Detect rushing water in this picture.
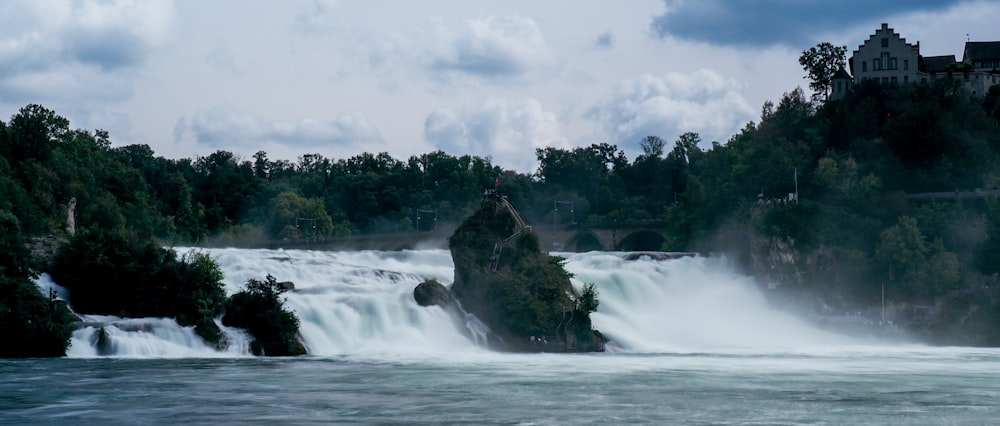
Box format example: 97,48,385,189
5,248,1000,424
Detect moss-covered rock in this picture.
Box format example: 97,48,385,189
448,195,604,352
414,279,458,310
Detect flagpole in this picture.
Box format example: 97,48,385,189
881,283,886,330
794,167,799,205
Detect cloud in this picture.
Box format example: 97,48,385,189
205,47,240,75
424,15,553,80
587,70,755,155
593,31,616,49
294,0,341,35
0,0,174,103
651,0,963,47
424,97,568,172
174,107,384,156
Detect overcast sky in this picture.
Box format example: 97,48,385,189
2,0,998,172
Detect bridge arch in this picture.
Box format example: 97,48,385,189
563,231,605,252
615,230,666,251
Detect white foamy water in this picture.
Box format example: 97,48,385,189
562,252,860,353
54,248,882,358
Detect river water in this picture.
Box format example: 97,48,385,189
4,248,1000,424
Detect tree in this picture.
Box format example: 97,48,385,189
639,135,666,158
1,104,70,165
223,275,305,356
799,42,847,102
876,216,927,276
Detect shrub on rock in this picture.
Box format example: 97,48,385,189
223,274,306,356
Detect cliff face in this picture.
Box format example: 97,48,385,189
447,196,603,352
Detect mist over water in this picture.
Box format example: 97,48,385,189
59,248,863,358
563,252,859,353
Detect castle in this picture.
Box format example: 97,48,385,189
830,23,1000,100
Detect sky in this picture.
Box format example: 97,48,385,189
2,0,999,173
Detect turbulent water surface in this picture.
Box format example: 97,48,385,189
4,248,1000,424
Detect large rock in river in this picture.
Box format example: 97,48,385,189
446,193,604,352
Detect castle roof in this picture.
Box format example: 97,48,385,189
920,55,956,73
832,66,851,80
964,41,1000,62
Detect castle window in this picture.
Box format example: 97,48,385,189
881,37,889,47
904,75,909,84
903,59,908,70
881,52,891,69
863,61,867,72
873,59,880,70
890,57,897,70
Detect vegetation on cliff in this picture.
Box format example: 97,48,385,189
0,211,74,357
449,197,602,351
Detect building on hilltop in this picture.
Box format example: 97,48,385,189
849,23,920,86
919,55,957,79
838,23,1000,99
963,41,1000,96
829,66,853,101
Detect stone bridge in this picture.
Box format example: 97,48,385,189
264,221,671,253
532,222,671,252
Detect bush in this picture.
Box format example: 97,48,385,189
223,275,305,356
172,251,227,346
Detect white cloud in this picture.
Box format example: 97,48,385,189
426,15,553,79
0,0,174,105
363,14,554,89
424,97,568,172
174,107,384,158
588,69,756,155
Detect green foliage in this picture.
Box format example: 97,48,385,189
875,216,961,299
0,211,73,357
173,251,227,345
265,191,335,240
50,227,227,345
0,276,75,358
799,42,847,101
223,275,304,356
578,283,599,313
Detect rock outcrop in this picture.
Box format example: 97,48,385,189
414,279,458,310
444,192,604,352
413,278,504,348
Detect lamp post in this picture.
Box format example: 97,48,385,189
554,200,575,225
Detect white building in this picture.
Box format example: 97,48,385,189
963,42,1000,96
840,23,1000,99
849,23,920,86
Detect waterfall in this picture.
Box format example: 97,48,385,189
51,248,853,358
562,252,856,353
